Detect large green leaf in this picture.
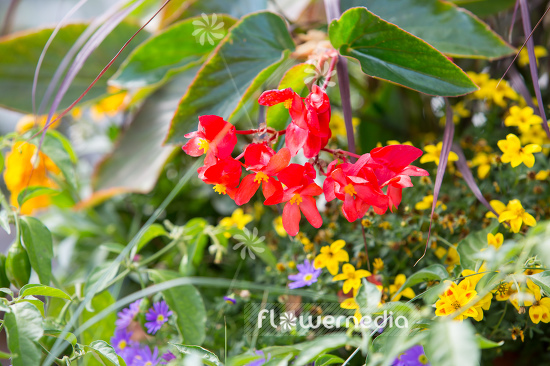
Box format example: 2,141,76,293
266,63,310,131
165,11,295,144
342,0,514,59
17,186,60,207
111,15,236,88
20,216,53,285
20,284,71,300
449,0,516,16
4,302,43,366
0,22,148,113
86,340,126,366
92,67,199,195
329,7,478,96
149,269,207,344
41,130,77,189
457,223,498,270
425,320,479,366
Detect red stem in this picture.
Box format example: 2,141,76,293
322,147,361,159
321,56,338,91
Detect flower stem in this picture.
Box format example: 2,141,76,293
322,147,361,159
321,56,338,91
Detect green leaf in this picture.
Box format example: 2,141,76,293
356,279,382,316
0,350,11,359
0,210,10,234
475,334,504,349
425,320,480,366
92,67,199,194
395,264,449,296
232,227,277,267
166,11,295,143
0,287,13,297
342,0,515,59
4,302,44,366
449,0,516,16
20,284,71,300
0,22,148,113
81,291,117,345
84,262,120,300
529,271,550,297
19,297,45,317
86,340,126,366
149,269,207,344
328,7,477,96
111,15,236,88
314,354,345,366
20,216,53,285
17,186,60,207
41,131,77,189
293,335,357,366
43,329,78,346
135,223,168,253
457,223,498,270
170,344,222,366
99,242,126,254
266,63,310,130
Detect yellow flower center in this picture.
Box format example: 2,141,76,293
304,274,313,281
343,184,357,197
451,301,461,310
213,184,227,195
157,314,164,322
496,283,509,295
118,340,127,350
418,355,429,364
254,171,269,184
198,138,210,153
145,362,153,366
290,194,302,205
284,98,293,109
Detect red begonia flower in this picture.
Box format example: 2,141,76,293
182,115,237,164
265,163,323,236
198,157,242,200
234,143,291,205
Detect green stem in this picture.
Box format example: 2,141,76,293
137,239,179,267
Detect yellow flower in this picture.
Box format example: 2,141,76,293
333,264,371,294
415,195,446,211
313,240,349,275
504,106,542,133
329,112,360,138
386,140,413,146
518,45,548,67
389,274,415,301
420,142,459,166
340,297,362,321
15,114,60,134
521,281,550,324
273,216,286,237
220,208,253,237
378,221,391,230
435,280,479,321
372,258,384,274
510,326,524,342
535,170,549,181
519,123,550,147
510,280,539,312
487,233,503,249
485,79,518,107
470,152,497,179
444,245,460,272
4,142,60,215
497,199,536,233
493,281,515,301
90,87,128,121
485,200,507,219
498,134,541,168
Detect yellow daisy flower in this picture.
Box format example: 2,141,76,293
313,240,349,275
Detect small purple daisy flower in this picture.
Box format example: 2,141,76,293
287,259,321,289
110,328,139,363
133,346,162,366
223,296,236,304
393,345,430,366
161,351,176,364
144,301,173,335
246,350,271,366
115,299,142,329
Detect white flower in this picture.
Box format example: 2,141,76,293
192,13,225,46
232,227,265,260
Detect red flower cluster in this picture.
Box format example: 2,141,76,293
182,87,428,236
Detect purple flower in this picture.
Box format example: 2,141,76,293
161,351,176,364
110,328,138,362
393,345,430,366
115,299,142,329
133,346,162,366
287,259,321,289
145,301,172,335
246,350,271,366
223,296,236,304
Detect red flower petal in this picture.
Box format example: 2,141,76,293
258,88,296,106
285,123,307,156
300,196,322,228
264,147,291,175
235,174,260,206
282,202,301,236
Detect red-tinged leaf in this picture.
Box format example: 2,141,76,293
519,0,550,139
282,202,301,236
452,143,499,218
417,99,454,266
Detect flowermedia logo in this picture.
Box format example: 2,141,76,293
192,13,225,46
